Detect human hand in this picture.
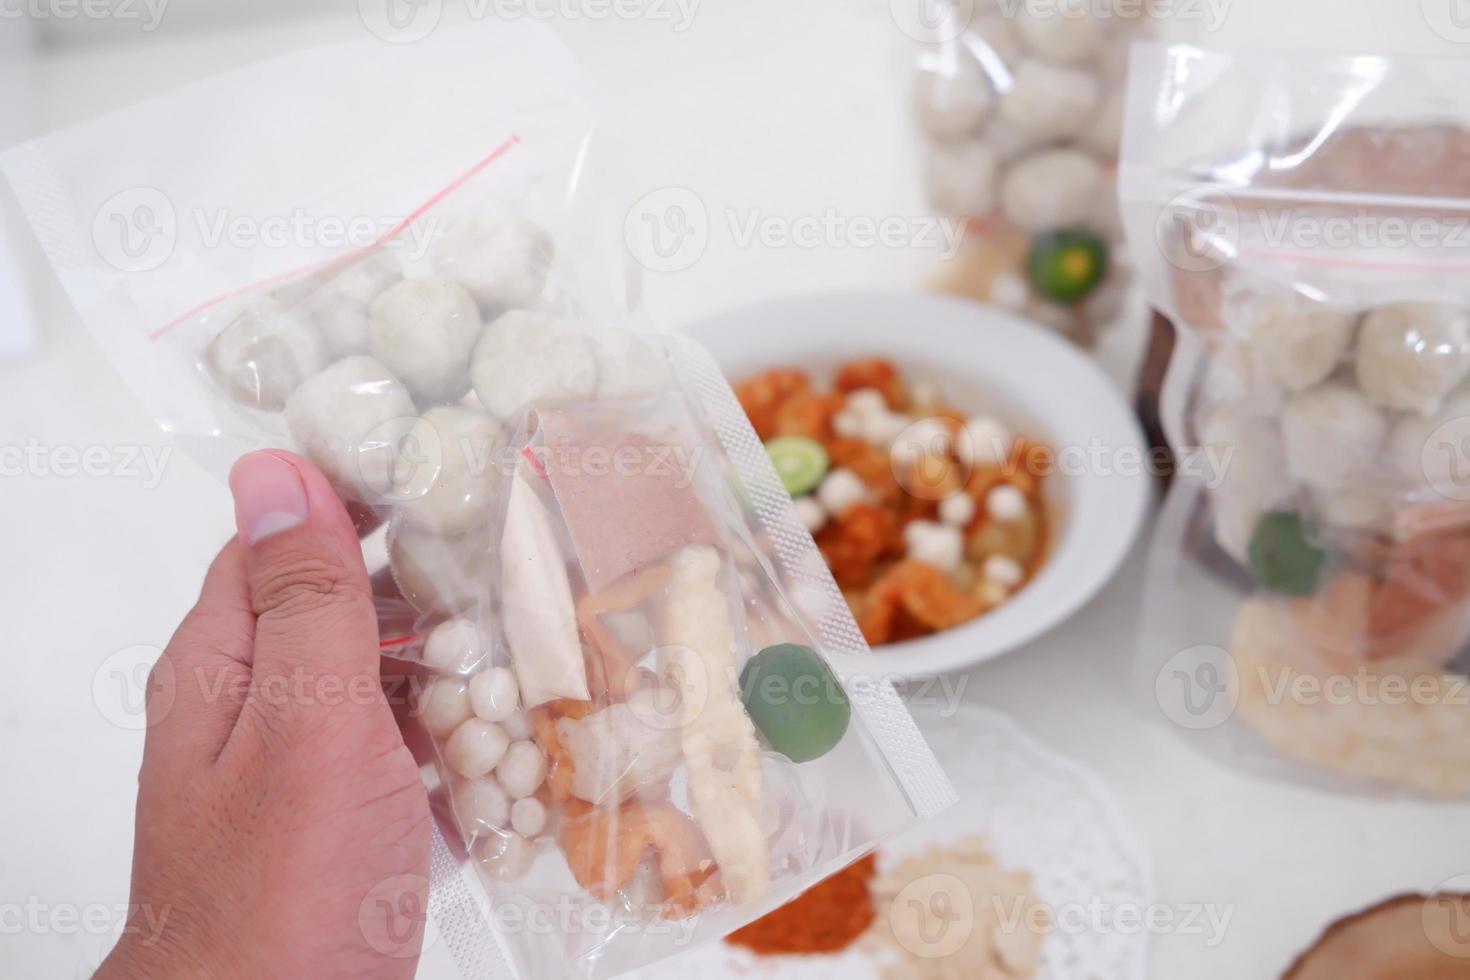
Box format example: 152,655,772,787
99,450,431,978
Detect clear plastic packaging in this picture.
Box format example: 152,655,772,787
2,23,954,977
910,0,1155,346
1122,43,1470,798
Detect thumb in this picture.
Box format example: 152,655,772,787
228,451,380,703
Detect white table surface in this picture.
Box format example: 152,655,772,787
2,3,1468,978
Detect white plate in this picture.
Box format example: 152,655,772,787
683,290,1152,675
631,705,1153,980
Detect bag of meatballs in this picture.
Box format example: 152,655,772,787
2,22,954,978
911,0,1156,346
1121,44,1470,799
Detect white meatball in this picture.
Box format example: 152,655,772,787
1230,293,1357,393
845,389,889,417
205,302,324,411
923,140,1000,217
471,310,598,420
1387,388,1470,489
304,250,402,359
999,148,1105,232
938,492,976,526
456,777,510,836
957,416,1012,467
396,406,502,534
1015,0,1104,65
997,61,1100,143
388,521,493,617
1280,383,1388,491
423,618,491,675
1356,303,1470,414
817,468,870,515
475,831,533,882
592,329,673,400
495,741,547,799
284,355,416,502
903,520,964,572
986,485,1029,523
890,417,953,469
445,718,510,778
793,495,828,533
417,677,472,737
469,667,520,723
368,277,482,405
913,61,994,143
431,208,554,312
982,554,1025,587
509,797,547,839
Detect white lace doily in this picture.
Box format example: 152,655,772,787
631,705,1152,980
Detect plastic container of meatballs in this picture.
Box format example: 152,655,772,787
1121,44,1470,799
2,23,954,979
910,0,1154,346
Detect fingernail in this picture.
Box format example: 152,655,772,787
229,451,309,544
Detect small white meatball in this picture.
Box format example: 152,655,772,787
904,520,964,572
445,718,510,778
304,250,403,359
1015,0,1105,65
431,208,554,312
939,492,977,526
1076,89,1125,159
845,388,889,417
924,140,1000,217
817,468,870,515
388,521,493,617
1230,293,1358,393
913,61,995,143
864,412,913,447
1387,387,1470,488
986,484,1029,522
997,61,1100,143
417,677,472,738
284,355,416,502
832,410,865,439
510,797,547,839
500,711,533,742
957,416,1012,467
1280,382,1388,491
423,618,491,675
891,417,954,469
1000,148,1105,232
455,777,510,836
982,554,1025,587
793,495,828,533
369,277,482,405
469,667,520,723
471,310,598,420
206,302,324,411
475,831,533,881
1356,303,1470,414
495,741,547,799
395,406,501,534
592,329,672,400
977,579,1010,607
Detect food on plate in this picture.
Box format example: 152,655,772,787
726,854,878,955
1282,893,1470,979
735,358,1053,646
739,643,851,763
862,836,1047,980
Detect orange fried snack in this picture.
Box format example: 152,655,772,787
858,560,986,646
735,369,810,441
816,503,902,589
559,799,725,918
834,358,903,408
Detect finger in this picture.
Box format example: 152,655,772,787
227,450,381,724
141,540,255,781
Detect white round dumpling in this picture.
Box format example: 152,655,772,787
471,310,598,419
1356,303,1470,414
431,208,554,313
999,148,1104,232
592,330,673,400
396,406,502,534
1280,382,1388,491
1387,387,1470,490
1229,293,1358,393
1198,344,1285,420
304,250,402,359
388,520,494,617
1014,0,1104,65
923,140,1000,216
283,355,416,502
912,61,994,143
1196,408,1294,564
368,277,482,405
205,302,324,411
997,60,1100,142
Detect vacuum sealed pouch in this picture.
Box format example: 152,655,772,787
1121,44,1470,798
2,23,954,977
